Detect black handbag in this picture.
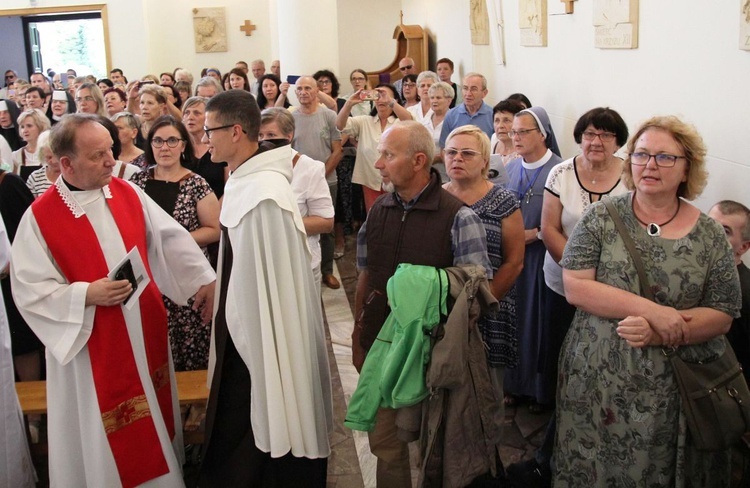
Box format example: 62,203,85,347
603,198,750,451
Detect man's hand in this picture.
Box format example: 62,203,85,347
85,278,132,307
192,281,216,324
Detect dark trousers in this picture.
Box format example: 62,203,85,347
198,334,328,487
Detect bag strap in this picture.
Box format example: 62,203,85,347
603,198,654,301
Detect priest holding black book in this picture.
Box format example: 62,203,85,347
10,113,216,487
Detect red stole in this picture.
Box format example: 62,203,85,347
32,178,174,488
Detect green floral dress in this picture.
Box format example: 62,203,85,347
554,193,741,488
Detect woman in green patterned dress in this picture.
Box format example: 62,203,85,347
554,116,742,487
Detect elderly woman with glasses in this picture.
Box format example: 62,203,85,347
553,116,741,486
129,115,219,373
506,107,629,483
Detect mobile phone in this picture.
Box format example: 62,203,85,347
138,80,155,89
286,75,300,84
360,90,379,101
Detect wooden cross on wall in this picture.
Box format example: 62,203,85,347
240,20,256,36
561,0,577,14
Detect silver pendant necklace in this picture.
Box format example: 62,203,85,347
632,196,681,237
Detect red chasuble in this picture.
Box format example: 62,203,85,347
32,178,174,488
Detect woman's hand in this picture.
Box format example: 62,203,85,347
126,81,140,100
644,304,690,347
279,82,290,96
346,90,364,106
617,315,657,348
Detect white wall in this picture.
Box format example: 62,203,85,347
401,0,750,214
337,0,403,92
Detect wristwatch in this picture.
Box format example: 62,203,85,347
536,226,543,241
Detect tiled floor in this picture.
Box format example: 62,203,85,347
323,234,552,488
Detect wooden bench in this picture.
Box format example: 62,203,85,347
16,369,209,446
15,369,210,415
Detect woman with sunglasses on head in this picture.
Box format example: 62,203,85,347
129,116,219,373
442,125,525,426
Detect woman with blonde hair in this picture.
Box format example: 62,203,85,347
74,82,107,117
554,115,740,486
12,109,50,178
442,125,525,410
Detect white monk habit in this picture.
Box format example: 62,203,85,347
210,144,333,458
0,217,36,488
10,178,216,487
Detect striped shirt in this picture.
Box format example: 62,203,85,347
26,167,54,198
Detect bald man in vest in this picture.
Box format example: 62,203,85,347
352,121,492,486
10,113,216,487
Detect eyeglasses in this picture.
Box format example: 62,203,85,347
317,79,331,85
203,124,242,139
75,96,95,103
399,65,413,72
444,148,482,159
629,152,686,168
582,130,616,142
402,82,416,88
151,137,184,148
509,128,539,138
351,77,366,82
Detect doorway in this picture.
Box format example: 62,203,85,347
24,12,107,79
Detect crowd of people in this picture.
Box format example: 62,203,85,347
0,55,748,488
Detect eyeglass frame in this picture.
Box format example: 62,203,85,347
629,152,686,168
581,130,617,142
444,148,482,159
203,124,235,139
151,137,185,148
509,128,540,138
399,65,414,72
75,96,96,103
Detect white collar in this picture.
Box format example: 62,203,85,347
522,149,553,170
54,176,112,219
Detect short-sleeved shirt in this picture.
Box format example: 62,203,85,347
542,157,627,295
291,108,341,185
291,150,335,271
26,166,53,198
343,115,398,191
439,102,494,148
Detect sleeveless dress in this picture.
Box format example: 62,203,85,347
470,184,520,367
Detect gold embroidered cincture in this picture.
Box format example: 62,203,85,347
101,395,152,434
152,363,170,391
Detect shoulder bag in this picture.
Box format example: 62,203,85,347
604,198,750,451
